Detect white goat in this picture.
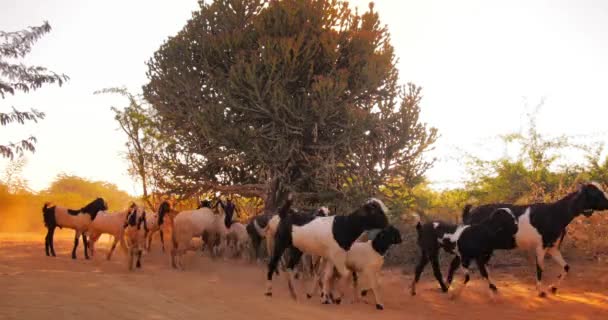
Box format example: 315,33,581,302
318,225,402,310
170,199,230,269
87,205,134,260
225,222,251,259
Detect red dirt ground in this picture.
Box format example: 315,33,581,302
1,231,607,320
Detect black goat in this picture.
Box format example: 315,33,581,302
445,208,519,299
410,218,459,295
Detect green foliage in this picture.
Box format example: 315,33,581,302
143,0,437,210
1,21,69,159
407,104,608,223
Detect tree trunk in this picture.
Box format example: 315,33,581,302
263,176,289,214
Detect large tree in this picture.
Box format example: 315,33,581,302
144,0,437,212
1,21,68,159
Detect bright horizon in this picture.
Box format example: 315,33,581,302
2,0,608,196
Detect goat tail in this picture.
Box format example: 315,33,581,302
461,204,473,224
415,221,422,232
278,193,293,219
42,202,55,228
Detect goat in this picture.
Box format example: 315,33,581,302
87,204,136,260
246,213,273,262
225,222,251,259
145,201,173,253
460,182,608,297
170,199,230,269
318,225,402,310
410,219,459,295
265,207,331,276
123,205,149,271
443,208,519,299
42,197,108,259
265,195,389,304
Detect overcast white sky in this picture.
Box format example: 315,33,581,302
2,0,607,195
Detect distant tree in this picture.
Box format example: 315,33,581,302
1,156,29,193
144,0,437,211
463,102,594,203
0,21,69,159
95,88,161,209
580,143,608,184
41,174,134,210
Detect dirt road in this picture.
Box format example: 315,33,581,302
1,232,607,320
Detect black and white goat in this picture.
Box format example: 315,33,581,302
460,182,608,297
123,205,148,271
265,207,331,276
246,213,273,262
42,197,108,259
443,208,519,299
265,195,389,304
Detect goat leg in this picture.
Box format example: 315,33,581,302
410,253,429,296
448,258,471,300
535,247,548,297
547,247,569,295
71,231,80,259
82,233,89,260
369,272,384,310
476,257,498,300
446,256,461,288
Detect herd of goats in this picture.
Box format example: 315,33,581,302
39,181,608,310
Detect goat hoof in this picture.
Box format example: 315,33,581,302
376,304,384,310
306,294,312,299
551,287,558,294
334,298,341,305
71,256,76,260
361,290,368,297
539,291,547,298
322,300,331,305
441,286,449,293
264,292,272,297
